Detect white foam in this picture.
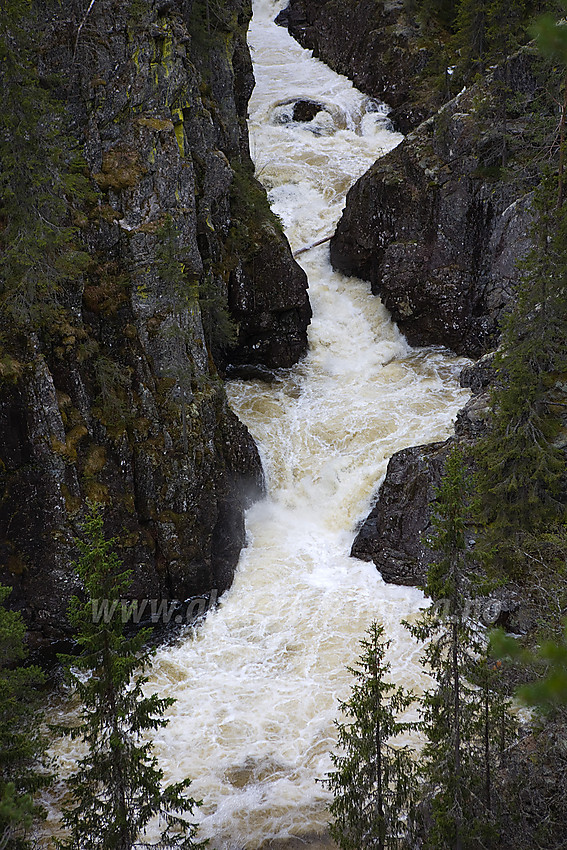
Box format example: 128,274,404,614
143,10,470,844
45,3,471,847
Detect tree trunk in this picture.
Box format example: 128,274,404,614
453,620,462,850
557,74,567,208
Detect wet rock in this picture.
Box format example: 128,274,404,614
452,353,497,438
479,590,524,633
224,363,277,382
0,0,308,646
351,440,451,586
332,52,551,358
258,837,336,850
454,393,492,440
460,352,497,395
351,363,496,586
292,99,324,122
228,222,311,370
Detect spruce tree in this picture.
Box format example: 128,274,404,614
486,0,526,61
452,0,490,76
531,8,567,206
0,0,90,330
56,503,206,850
0,584,51,850
452,0,527,81
406,448,477,850
406,447,515,849
324,621,416,850
473,174,567,580
414,0,458,31
467,656,517,823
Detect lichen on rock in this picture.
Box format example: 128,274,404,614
331,51,558,358
0,0,309,647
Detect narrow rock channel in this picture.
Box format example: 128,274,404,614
49,1,471,846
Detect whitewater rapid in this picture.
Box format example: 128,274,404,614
143,3,470,846
48,2,470,847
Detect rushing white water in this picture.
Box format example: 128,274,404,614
47,2,471,847
142,4,470,846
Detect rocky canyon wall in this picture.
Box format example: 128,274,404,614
275,0,437,132
0,0,310,647
279,0,560,587
331,51,554,359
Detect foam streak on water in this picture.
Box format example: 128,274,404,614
49,3,471,847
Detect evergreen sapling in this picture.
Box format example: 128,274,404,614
56,503,206,850
0,584,51,850
324,621,416,850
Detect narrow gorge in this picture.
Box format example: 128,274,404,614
7,0,561,847
0,0,567,850
92,1,471,846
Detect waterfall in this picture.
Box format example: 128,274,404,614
144,3,469,846
47,2,470,847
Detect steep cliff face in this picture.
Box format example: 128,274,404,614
332,51,556,358
276,0,438,132
351,356,494,586
0,0,310,646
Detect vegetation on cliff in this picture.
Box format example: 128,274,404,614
329,451,518,849
473,174,567,580
56,505,204,850
404,449,517,849
0,585,50,848
0,1,91,337
326,5,567,847
332,433,565,848
397,0,560,117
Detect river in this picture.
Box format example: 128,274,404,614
47,1,470,847
142,2,470,847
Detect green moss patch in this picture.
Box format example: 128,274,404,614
93,147,148,191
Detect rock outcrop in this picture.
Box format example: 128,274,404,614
351,438,451,586
275,0,437,133
331,51,556,358
351,356,494,586
0,0,310,647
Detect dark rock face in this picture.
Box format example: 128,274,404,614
227,215,311,370
351,439,451,586
351,357,492,586
276,0,436,132
331,53,550,358
0,0,309,646
460,352,497,396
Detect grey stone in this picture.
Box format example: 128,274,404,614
1,0,310,648
331,52,550,358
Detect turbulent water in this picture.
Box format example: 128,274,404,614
47,2,471,847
